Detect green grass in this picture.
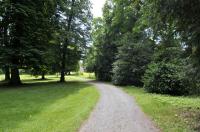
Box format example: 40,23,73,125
0,74,4,81
0,75,99,132
0,74,86,83
123,86,200,132
79,72,96,80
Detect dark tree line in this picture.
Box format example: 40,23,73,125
84,0,200,95
0,0,92,85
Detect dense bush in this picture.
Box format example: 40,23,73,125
185,63,200,95
112,44,153,86
112,33,154,86
143,62,189,95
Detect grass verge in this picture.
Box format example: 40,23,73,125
0,75,99,132
123,86,200,132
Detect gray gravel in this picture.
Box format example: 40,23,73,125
79,81,160,132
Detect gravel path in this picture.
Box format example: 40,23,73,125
79,81,160,132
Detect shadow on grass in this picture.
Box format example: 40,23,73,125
0,75,86,88
0,80,89,130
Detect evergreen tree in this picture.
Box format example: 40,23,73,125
111,0,154,86
112,33,154,86
93,0,118,81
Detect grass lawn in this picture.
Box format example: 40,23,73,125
0,75,99,132
123,86,200,132
0,74,4,81
79,72,96,80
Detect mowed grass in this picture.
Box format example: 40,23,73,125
0,75,99,132
0,74,4,81
79,72,96,80
123,86,200,132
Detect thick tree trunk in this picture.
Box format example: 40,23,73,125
41,72,45,80
3,18,10,81
60,69,65,82
10,66,21,85
5,66,10,81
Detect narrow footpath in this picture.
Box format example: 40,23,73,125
79,81,160,132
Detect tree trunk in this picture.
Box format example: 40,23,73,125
10,66,21,85
5,66,10,81
60,42,66,82
60,69,65,82
3,18,10,81
41,72,45,80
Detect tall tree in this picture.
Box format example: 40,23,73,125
93,0,119,81
140,0,200,94
0,0,56,85
111,0,155,86
55,0,92,82
0,0,11,81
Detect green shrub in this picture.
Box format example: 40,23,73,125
185,63,200,95
143,62,189,95
112,33,154,86
112,61,144,86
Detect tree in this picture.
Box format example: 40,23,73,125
54,0,92,82
110,0,155,86
140,0,200,94
0,0,56,85
0,0,11,81
84,46,96,73
112,33,154,86
92,1,118,81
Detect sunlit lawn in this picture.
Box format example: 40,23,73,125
0,74,4,81
79,72,96,80
0,75,99,132
124,86,200,132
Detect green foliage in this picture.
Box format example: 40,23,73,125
0,69,3,74
85,16,118,81
66,45,81,73
87,0,145,82
140,0,200,95
83,0,200,96
95,39,117,81
94,5,118,81
53,0,92,82
0,0,91,84
184,62,200,95
143,62,189,96
109,0,155,86
0,0,57,84
84,47,96,72
143,42,190,95
153,0,200,65
112,33,154,86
